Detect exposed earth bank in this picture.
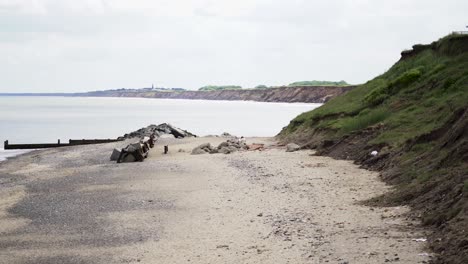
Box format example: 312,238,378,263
78,85,355,104
0,137,430,263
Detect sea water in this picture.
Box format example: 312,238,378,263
0,96,321,161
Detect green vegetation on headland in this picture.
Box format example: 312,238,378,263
279,33,468,263
288,80,349,87
197,82,350,91
198,85,242,91
254,85,269,89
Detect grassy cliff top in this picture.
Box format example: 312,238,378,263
288,80,349,87
282,34,467,145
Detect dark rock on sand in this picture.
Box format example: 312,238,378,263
123,123,196,139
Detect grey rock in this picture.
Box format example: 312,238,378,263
160,134,176,139
219,147,231,154
286,143,301,152
191,148,208,155
209,149,219,154
110,148,121,161
230,143,241,149
197,143,212,149
122,153,136,162
228,146,238,153
123,123,196,139
217,142,229,149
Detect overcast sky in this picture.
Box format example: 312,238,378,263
0,0,466,92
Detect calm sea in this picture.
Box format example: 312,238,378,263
0,96,320,161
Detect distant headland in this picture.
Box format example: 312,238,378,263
0,80,355,104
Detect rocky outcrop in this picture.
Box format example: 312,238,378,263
122,123,196,139
191,139,249,155
80,86,355,104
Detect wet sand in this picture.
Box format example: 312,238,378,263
0,137,430,263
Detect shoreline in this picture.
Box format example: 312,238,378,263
0,147,34,163
0,136,431,263
0,94,322,106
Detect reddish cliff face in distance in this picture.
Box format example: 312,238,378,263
82,86,355,104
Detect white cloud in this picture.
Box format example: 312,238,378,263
0,0,467,92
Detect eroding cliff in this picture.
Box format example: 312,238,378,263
80,86,355,104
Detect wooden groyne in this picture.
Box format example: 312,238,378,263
4,139,123,150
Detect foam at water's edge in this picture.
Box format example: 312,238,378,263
0,148,33,162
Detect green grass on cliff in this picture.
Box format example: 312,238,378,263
288,80,349,87
198,85,242,91
283,34,468,147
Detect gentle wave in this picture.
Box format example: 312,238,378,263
0,148,33,162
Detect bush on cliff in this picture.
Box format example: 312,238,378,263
198,85,242,91
288,80,349,87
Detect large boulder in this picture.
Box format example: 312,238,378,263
197,143,211,149
209,148,219,154
126,143,143,152
123,123,196,139
157,123,196,138
122,153,136,162
286,143,301,152
191,143,212,155
219,147,232,154
227,146,238,153
110,148,121,161
218,142,229,149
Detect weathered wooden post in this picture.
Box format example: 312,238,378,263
58,139,61,145
164,145,169,154
4,140,8,149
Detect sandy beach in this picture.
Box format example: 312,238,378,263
0,137,430,264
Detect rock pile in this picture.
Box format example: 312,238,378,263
191,139,249,155
111,136,154,163
122,123,196,139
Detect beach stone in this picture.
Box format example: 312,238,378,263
210,149,219,154
110,148,121,161
231,143,241,149
218,142,229,149
160,134,176,139
219,147,231,154
286,143,301,152
170,126,189,138
228,146,238,153
197,143,211,149
191,147,208,155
